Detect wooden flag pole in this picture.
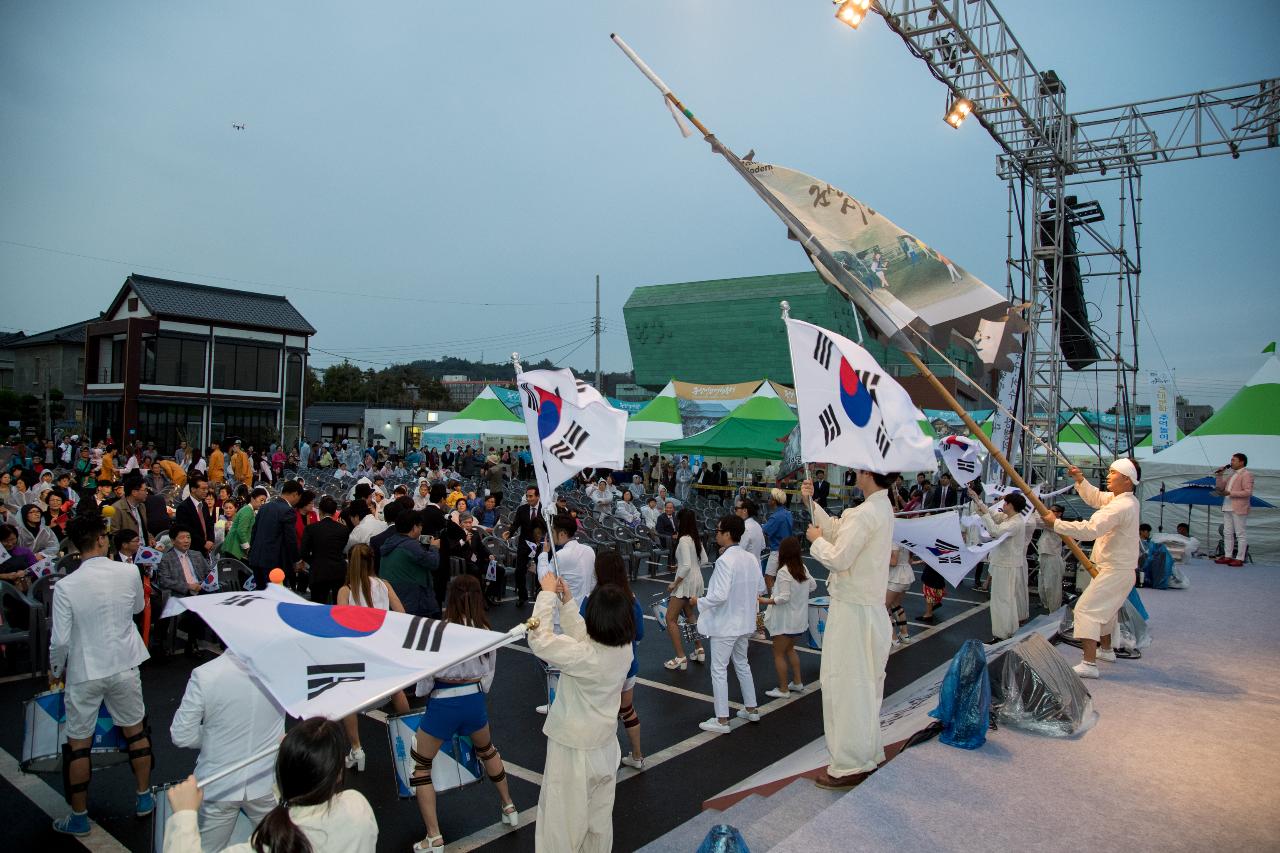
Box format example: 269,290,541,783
903,351,1098,578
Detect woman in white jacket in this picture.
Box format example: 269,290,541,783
969,488,1029,642
759,537,816,699
664,509,706,669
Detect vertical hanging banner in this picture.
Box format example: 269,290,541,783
988,351,1022,467
1148,371,1176,452
785,318,936,474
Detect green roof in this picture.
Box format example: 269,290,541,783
1192,358,1280,436
727,394,797,422
630,384,681,424
1058,417,1101,445
1136,426,1184,447
659,390,798,459
451,387,522,423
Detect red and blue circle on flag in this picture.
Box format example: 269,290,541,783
838,358,873,428
277,603,386,638
536,389,563,441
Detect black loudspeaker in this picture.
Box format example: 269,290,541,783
1038,214,1101,370
991,633,1096,736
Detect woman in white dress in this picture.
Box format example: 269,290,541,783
886,545,915,645
663,508,706,669
336,544,410,770
968,488,1029,642
759,536,816,698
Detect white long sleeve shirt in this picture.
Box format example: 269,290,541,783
767,569,817,635
740,517,766,561
979,509,1028,568
49,556,148,683
808,490,893,606
697,544,765,637
169,653,285,803
537,539,597,633
1052,479,1139,576
164,790,377,853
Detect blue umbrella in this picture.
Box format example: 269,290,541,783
1147,481,1274,542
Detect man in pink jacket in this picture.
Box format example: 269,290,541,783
1215,453,1254,567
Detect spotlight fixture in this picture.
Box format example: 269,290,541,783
835,0,871,29
1229,141,1240,160
945,97,973,128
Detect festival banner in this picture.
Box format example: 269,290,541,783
893,510,1008,588
167,591,512,720
989,351,1022,466
784,318,935,474
1147,371,1177,452
671,380,762,436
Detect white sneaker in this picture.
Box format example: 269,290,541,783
765,688,791,699
620,753,645,770
1095,648,1117,663
736,709,761,723
788,682,805,693
345,747,366,771
1073,661,1099,679
699,717,731,734
535,704,550,715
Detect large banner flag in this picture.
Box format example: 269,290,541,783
938,434,983,486
785,318,935,474
1147,370,1177,452
169,589,514,719
517,368,627,502
894,510,1008,588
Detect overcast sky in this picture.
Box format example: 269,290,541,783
1,1,1276,408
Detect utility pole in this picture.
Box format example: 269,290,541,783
594,274,602,390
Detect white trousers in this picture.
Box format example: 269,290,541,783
1074,567,1135,642
1223,510,1247,561
708,634,756,720
1015,559,1029,620
1037,554,1065,612
200,796,274,852
536,738,620,853
820,600,890,776
989,562,1019,640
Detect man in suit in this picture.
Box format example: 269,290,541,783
1215,452,1255,567
812,468,831,511
925,473,961,510
109,474,151,547
248,479,303,590
299,495,350,604
504,484,544,606
155,525,209,655
173,474,216,557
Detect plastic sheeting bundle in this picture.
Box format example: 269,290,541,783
991,633,1098,736
1060,599,1151,658
929,638,991,749
697,824,750,853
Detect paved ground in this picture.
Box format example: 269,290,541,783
0,558,1035,852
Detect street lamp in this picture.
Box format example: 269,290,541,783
834,0,871,29
945,97,973,128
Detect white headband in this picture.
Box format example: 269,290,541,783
1109,458,1139,484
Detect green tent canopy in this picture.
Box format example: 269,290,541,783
424,386,527,437
626,381,683,444
660,388,797,459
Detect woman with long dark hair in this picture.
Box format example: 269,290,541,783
409,574,517,852
579,551,646,770
162,717,378,853
758,536,816,698
663,508,706,669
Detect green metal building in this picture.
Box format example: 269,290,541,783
624,271,983,398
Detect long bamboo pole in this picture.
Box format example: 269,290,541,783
904,351,1097,578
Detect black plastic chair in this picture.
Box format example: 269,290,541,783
0,580,43,678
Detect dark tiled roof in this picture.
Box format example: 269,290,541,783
9,320,92,348
0,332,27,348
127,274,316,335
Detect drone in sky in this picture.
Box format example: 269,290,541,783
232,123,246,131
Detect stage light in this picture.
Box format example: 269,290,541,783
835,0,871,29
1229,142,1240,160
945,97,973,128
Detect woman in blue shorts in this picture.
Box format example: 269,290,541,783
410,574,517,852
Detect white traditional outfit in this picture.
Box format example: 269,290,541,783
1015,512,1035,621
808,489,893,777
1053,472,1139,642
528,591,632,853
976,503,1027,641
697,543,765,721
1035,520,1065,612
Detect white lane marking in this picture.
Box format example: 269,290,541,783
0,746,132,852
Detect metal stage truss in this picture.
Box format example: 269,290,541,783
854,0,1279,485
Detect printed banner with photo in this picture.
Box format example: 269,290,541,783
671,379,762,436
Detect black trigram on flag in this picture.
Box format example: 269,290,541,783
818,404,842,445
954,457,976,474
306,662,366,699
549,422,589,461
218,594,261,607
812,331,834,370
521,383,540,413
854,369,881,406
927,538,962,565
874,423,891,458
402,616,447,653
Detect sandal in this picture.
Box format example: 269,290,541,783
413,834,444,853
664,657,688,670
501,802,519,827
691,648,706,663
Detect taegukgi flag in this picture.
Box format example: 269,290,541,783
517,368,626,502
938,434,983,486
167,589,515,719
785,318,935,474
893,510,1008,589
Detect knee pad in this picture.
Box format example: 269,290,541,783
409,748,433,788
619,704,640,729
124,719,154,770
62,743,92,801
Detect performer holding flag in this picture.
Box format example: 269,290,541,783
787,313,935,789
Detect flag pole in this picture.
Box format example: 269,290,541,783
780,300,816,502
901,350,1097,578
191,620,540,792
